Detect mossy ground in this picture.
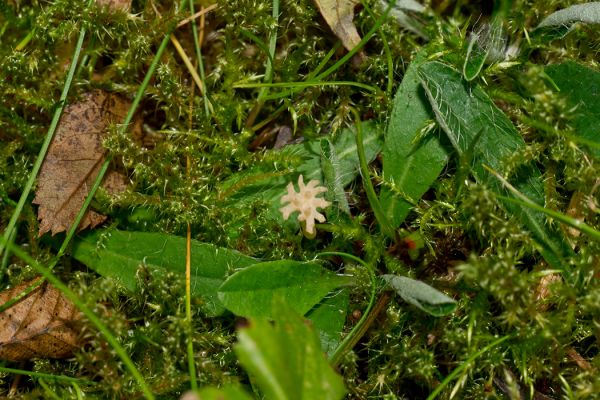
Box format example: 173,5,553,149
1,0,600,398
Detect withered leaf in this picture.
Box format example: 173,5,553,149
33,90,133,236
314,0,362,53
96,0,132,12
0,279,81,361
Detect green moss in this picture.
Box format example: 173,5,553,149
2,0,600,397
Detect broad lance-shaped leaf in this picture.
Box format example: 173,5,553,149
545,61,600,158
71,229,257,316
305,289,349,356
234,299,347,400
536,2,600,29
382,275,456,316
218,121,382,232
190,386,253,400
218,260,353,319
381,49,450,228
417,61,573,270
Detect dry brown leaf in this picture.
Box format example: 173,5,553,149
314,0,362,52
33,90,134,236
96,0,132,12
0,279,81,361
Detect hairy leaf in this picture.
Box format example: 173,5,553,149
545,61,600,158
537,2,600,28
33,90,139,236
235,299,346,400
218,121,382,226
71,229,257,316
0,279,81,361
381,50,450,228
320,139,350,215
418,61,572,269
385,0,427,39
382,275,456,316
218,260,352,318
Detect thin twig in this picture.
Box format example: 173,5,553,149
170,35,206,96
177,4,218,28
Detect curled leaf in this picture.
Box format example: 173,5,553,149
314,0,362,53
0,279,81,361
33,90,138,236
381,274,456,316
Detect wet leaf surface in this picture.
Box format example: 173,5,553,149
33,90,134,236
0,279,81,361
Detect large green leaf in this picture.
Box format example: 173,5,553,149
380,50,450,228
545,61,600,158
71,229,257,316
305,289,349,356
193,386,253,400
218,121,382,226
417,61,573,270
234,299,347,400
536,2,600,29
382,275,456,316
217,260,353,318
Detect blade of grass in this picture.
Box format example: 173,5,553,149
0,4,90,258
245,0,280,127
485,165,600,242
351,108,395,239
185,57,198,391
0,367,95,385
361,0,394,98
235,80,379,92
240,1,395,102
0,239,155,400
38,379,62,400
0,0,188,324
426,335,513,400
185,223,197,391
312,0,395,82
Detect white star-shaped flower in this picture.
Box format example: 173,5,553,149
280,175,331,238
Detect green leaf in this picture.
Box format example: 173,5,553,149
320,139,350,215
545,61,600,158
218,260,353,318
463,21,504,81
536,2,600,29
381,50,451,228
463,36,488,82
381,275,456,316
71,229,257,316
305,289,349,356
219,121,382,225
418,61,573,271
234,299,347,400
193,386,253,400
